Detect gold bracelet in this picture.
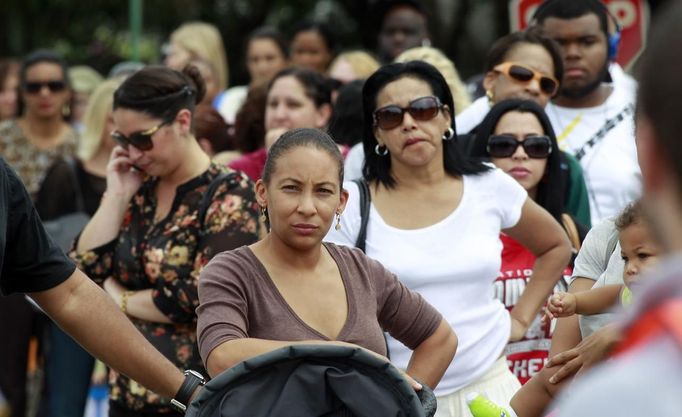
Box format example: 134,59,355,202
120,290,133,315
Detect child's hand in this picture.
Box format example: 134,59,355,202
542,292,577,322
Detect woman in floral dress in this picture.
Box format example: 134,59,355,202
70,65,260,417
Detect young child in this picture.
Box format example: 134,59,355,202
545,201,660,321
467,200,661,417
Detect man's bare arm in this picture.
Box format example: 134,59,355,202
29,269,184,399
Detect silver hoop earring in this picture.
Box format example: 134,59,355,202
442,127,455,141
374,144,389,156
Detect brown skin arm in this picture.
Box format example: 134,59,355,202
405,319,457,389
206,319,456,390
504,199,573,341
510,277,596,417
29,269,184,399
573,284,623,315
207,338,426,390
546,323,623,384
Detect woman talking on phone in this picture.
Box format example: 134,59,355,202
71,65,260,416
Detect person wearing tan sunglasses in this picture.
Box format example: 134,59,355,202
456,30,592,232
456,30,563,139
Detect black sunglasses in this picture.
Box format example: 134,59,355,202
373,96,444,130
111,120,172,151
487,134,553,159
23,80,67,94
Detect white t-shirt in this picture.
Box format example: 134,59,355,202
344,143,364,181
325,168,527,395
545,86,641,226
454,96,489,135
215,85,248,125
609,62,638,98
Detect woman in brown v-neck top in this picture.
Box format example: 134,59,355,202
197,128,457,390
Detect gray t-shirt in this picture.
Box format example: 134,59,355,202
571,217,624,338
196,243,442,363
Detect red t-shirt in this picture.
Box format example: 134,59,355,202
495,234,572,384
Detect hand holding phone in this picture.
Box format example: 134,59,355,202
105,145,145,201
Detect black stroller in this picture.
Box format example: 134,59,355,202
186,344,437,417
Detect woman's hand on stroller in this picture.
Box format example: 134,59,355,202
340,342,423,391
399,370,423,391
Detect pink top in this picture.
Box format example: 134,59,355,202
228,148,267,181
197,242,442,362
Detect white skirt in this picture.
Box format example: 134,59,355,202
434,356,521,417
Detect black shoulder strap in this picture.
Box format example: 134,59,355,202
63,157,86,213
353,178,371,253
352,178,390,358
198,172,231,227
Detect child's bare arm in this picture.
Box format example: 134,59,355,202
573,284,623,315
544,284,624,322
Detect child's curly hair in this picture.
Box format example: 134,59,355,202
615,200,644,230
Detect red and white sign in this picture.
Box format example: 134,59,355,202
509,0,649,69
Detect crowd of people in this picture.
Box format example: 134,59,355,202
1,0,681,416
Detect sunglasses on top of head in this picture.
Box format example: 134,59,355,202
23,80,67,94
493,62,559,96
487,134,553,159
373,96,444,130
111,119,173,151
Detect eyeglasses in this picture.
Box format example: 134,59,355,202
373,96,444,130
111,120,172,151
23,80,67,94
493,62,559,96
487,134,553,159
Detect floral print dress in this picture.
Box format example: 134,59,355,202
71,163,260,413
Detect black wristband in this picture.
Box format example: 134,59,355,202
171,370,206,413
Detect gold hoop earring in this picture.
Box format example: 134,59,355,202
486,90,494,104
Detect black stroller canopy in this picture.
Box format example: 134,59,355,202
186,344,437,417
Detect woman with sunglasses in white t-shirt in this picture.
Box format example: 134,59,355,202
325,61,571,417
